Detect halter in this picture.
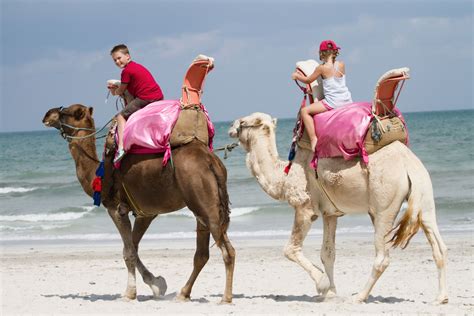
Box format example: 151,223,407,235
56,106,112,142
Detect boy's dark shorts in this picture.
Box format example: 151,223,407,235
121,97,163,119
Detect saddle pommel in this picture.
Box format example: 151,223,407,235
181,54,215,107
373,67,410,117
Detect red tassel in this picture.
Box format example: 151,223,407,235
92,176,102,192
284,163,292,175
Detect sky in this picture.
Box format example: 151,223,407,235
1,0,473,132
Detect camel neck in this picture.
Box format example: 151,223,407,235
68,134,99,198
247,132,286,200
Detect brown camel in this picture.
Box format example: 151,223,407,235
42,104,235,303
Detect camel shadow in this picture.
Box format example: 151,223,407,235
211,293,412,304
365,295,413,304
211,293,316,303
41,291,182,302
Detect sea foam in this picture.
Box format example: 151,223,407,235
0,187,38,194
0,206,96,222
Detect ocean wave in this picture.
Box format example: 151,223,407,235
0,223,71,232
1,223,472,242
0,187,38,194
0,206,96,222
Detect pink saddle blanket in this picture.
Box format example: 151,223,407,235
311,102,405,169
122,99,215,166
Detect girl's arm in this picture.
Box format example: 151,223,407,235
292,65,323,84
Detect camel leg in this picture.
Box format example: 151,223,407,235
321,215,338,297
107,208,138,300
132,216,167,298
353,215,393,303
220,232,236,304
421,210,448,304
283,203,330,296
176,221,211,302
208,221,235,304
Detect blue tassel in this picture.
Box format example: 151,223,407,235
92,160,105,206
93,191,101,206
96,161,105,177
288,142,296,161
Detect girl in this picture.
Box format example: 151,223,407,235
291,40,352,151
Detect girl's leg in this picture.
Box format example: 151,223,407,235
300,101,329,151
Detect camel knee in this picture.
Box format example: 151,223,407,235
433,244,448,269
221,244,235,266
373,254,390,273
123,248,138,266
194,250,210,267
321,245,335,265
284,244,300,262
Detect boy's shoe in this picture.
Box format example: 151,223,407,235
114,149,126,164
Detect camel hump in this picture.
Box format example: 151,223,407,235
180,54,215,107
170,107,210,148
373,67,410,117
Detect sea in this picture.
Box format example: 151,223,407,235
1,109,473,245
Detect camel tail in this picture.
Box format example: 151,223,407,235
210,155,231,231
388,195,422,249
389,153,431,249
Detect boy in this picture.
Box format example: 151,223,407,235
108,44,164,163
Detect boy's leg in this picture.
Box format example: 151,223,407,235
116,114,126,150
300,101,329,151
114,97,150,163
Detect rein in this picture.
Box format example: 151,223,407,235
214,142,239,159
58,116,113,142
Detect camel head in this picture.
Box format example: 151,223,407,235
228,112,277,151
43,104,95,137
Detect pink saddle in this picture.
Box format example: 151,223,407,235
118,55,216,167
122,100,214,166
311,102,406,169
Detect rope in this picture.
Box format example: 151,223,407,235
214,142,239,159
314,171,343,214
61,117,114,141
122,183,147,218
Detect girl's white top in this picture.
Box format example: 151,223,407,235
322,62,353,109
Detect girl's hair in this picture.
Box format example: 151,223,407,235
110,44,129,55
319,49,339,63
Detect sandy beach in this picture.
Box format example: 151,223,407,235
1,232,472,315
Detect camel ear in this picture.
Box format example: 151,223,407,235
73,107,85,120
89,107,94,116
272,118,278,127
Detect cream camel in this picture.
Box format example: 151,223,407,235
43,104,235,303
229,112,448,304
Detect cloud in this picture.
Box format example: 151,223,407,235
329,14,472,62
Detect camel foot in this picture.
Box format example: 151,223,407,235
434,295,449,305
316,273,330,295
149,276,167,298
324,289,338,299
219,297,233,305
351,293,366,304
175,293,191,302
122,288,137,300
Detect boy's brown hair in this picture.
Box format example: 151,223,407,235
110,44,129,55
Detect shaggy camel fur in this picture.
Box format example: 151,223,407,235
229,112,448,304
42,104,235,303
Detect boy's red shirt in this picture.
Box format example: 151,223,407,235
121,61,164,101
